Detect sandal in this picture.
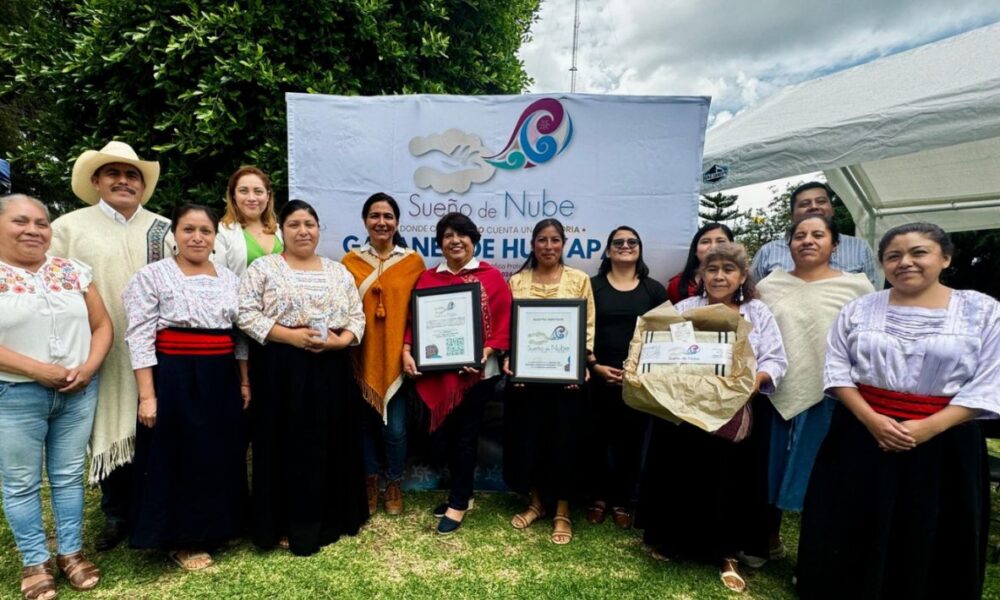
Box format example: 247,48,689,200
551,515,573,545
277,537,290,550
168,550,214,571
586,502,607,524
511,504,545,530
720,558,746,593
611,506,633,529
56,552,100,592
20,562,57,600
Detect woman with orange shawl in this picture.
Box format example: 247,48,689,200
342,193,425,516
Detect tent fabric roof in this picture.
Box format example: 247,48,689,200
701,22,1000,242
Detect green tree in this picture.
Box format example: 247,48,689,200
0,0,540,214
699,192,742,225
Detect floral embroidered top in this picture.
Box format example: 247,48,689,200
237,254,365,346
0,256,93,382
122,258,248,370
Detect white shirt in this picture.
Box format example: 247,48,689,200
436,257,480,274
360,242,406,258
98,199,143,225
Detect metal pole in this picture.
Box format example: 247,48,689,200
570,0,581,92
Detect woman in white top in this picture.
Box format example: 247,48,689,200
238,200,367,556
123,204,249,571
0,195,112,600
213,166,282,276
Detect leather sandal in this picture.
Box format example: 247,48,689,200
585,502,607,524
20,562,57,600
551,515,573,545
611,507,633,529
168,550,214,571
56,552,100,592
720,558,746,593
511,504,545,530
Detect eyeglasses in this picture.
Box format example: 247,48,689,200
611,238,639,249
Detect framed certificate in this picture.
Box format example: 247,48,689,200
411,283,483,372
510,299,587,385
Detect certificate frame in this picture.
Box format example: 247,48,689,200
510,298,587,385
411,283,483,372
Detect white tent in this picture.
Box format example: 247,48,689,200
701,22,1000,247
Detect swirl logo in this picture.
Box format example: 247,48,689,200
549,326,568,340
409,98,574,193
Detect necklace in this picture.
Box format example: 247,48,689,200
532,264,563,284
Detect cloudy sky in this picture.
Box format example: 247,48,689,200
519,0,1000,208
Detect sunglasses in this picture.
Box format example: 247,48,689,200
611,238,640,249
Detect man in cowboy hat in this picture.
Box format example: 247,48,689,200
49,140,172,551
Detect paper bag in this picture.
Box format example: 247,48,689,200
622,302,756,432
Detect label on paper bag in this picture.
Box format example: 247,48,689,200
639,342,732,366
669,321,696,344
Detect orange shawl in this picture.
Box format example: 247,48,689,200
343,249,426,417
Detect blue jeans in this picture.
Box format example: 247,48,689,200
0,379,98,566
361,390,407,482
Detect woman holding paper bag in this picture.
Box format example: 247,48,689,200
502,218,596,545
797,223,999,600
238,200,368,556
756,216,872,547
637,242,787,593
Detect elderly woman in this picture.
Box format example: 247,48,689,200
503,218,595,545
797,223,999,600
342,193,425,516
586,226,667,529
0,195,112,599
238,199,368,556
402,212,512,535
755,216,872,561
638,242,787,593
123,204,249,570
213,166,282,276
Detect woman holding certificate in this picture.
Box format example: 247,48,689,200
637,242,787,593
342,193,425,516
503,218,595,545
402,212,511,536
238,200,368,556
797,223,999,600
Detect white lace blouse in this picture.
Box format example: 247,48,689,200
237,254,365,346
122,258,247,369
825,289,1000,417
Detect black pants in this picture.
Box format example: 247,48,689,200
589,381,650,507
440,377,495,510
99,463,133,527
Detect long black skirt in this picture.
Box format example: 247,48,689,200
130,335,248,549
797,404,988,600
248,341,368,556
503,382,588,503
636,394,773,563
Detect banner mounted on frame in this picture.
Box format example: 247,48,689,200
286,93,710,280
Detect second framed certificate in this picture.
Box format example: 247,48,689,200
510,298,587,385
411,283,483,372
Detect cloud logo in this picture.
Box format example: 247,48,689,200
410,98,573,193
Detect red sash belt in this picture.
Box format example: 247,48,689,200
155,329,234,356
857,383,951,420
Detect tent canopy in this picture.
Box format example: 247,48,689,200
701,23,1000,246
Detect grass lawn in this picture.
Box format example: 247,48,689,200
3,482,1000,598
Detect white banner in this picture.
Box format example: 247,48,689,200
287,93,709,280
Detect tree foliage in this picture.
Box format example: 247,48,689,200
698,192,742,225
0,0,540,215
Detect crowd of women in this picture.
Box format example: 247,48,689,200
1,169,997,599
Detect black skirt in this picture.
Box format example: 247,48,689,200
636,394,773,563
796,404,988,600
130,329,248,550
248,341,368,556
503,382,588,502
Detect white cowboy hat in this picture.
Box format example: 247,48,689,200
71,141,160,205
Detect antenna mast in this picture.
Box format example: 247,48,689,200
570,0,581,92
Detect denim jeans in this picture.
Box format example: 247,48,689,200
361,390,407,482
0,379,98,566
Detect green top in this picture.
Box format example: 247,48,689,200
243,228,283,266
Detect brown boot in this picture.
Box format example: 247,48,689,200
365,475,379,515
384,480,404,515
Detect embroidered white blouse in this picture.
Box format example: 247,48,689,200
675,296,788,394
0,257,94,382
237,254,365,346
824,289,1000,417
122,258,247,369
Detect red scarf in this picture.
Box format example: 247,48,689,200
857,384,951,420
406,262,512,431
